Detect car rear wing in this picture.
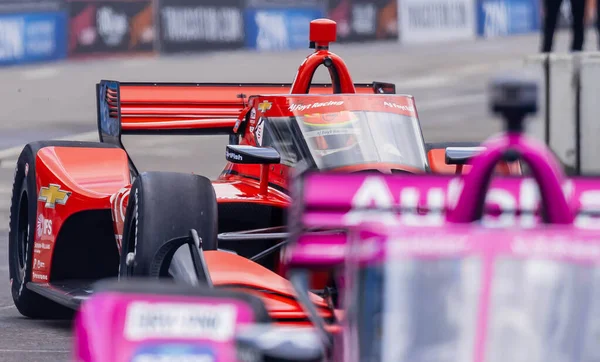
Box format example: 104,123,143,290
96,80,396,144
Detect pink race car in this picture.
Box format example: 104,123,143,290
284,74,600,361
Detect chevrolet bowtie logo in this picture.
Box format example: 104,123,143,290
258,101,272,112
38,184,71,209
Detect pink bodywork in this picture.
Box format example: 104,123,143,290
286,129,600,361
73,292,257,362
345,223,600,362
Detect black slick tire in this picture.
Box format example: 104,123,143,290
119,171,218,277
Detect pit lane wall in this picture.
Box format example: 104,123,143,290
523,52,600,176
0,0,543,66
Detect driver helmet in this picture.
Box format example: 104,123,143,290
301,111,361,155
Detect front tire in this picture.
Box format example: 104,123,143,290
119,171,218,277
8,143,74,319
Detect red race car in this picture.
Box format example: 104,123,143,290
8,19,519,323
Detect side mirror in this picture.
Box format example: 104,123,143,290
445,146,486,165
226,145,280,164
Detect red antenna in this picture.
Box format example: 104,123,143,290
309,18,337,50
290,18,356,94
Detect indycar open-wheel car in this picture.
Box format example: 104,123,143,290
283,74,600,359
8,18,519,322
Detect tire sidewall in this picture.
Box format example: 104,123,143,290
118,172,218,278
120,179,164,277
119,183,139,278
9,146,39,307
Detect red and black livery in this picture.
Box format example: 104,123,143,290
8,19,519,324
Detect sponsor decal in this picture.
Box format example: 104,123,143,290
255,117,265,146
254,10,288,50
68,0,155,56
34,242,51,250
257,100,271,113
132,352,215,362
289,100,344,112
33,258,46,269
389,234,469,254
399,0,476,44
161,6,242,43
249,108,256,122
408,2,468,28
158,0,244,54
124,302,237,341
328,0,398,42
32,271,48,281
351,2,376,36
226,150,243,162
131,344,216,362
0,12,67,66
511,236,600,259
304,127,361,137
0,17,24,61
478,0,540,38
295,243,346,259
36,214,52,238
342,176,600,229
97,6,127,46
38,183,71,209
383,101,415,113
244,7,325,50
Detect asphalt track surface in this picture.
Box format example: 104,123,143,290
0,29,594,361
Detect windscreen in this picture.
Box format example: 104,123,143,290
486,259,600,362
356,258,600,362
357,258,482,362
261,111,428,171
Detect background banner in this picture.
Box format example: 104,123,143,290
0,11,67,65
157,0,245,54
68,0,154,57
244,5,325,51
398,0,476,44
477,0,540,38
328,0,398,42
0,0,64,14
245,0,324,8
